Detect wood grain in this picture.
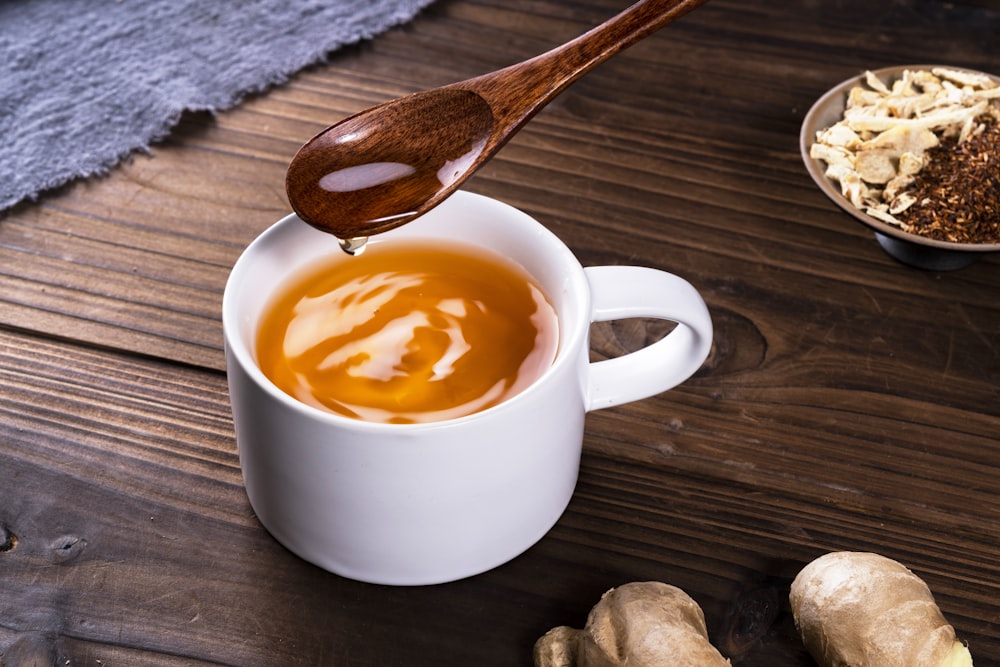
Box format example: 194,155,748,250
1,0,998,664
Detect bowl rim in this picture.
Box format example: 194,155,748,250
800,64,1000,253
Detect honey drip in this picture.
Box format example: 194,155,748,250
338,237,368,256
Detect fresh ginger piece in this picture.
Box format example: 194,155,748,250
790,551,973,667
534,581,730,667
940,641,976,667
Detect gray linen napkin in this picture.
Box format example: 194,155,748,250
0,0,435,211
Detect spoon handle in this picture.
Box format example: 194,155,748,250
459,0,710,127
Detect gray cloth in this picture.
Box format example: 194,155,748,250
0,0,435,211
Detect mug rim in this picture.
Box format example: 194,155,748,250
223,191,590,432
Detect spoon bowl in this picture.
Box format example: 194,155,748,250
285,0,709,241
286,89,495,234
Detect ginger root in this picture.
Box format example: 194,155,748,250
533,581,730,667
790,551,973,667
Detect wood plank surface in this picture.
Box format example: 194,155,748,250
4,325,996,665
2,0,999,665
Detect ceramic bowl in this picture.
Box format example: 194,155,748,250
800,64,1000,271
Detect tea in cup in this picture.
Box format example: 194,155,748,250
255,239,559,424
223,191,712,585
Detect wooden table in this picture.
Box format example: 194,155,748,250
2,0,998,664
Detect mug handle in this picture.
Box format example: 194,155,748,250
584,265,713,412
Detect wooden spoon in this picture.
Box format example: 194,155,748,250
285,0,709,247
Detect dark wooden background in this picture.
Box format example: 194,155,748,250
2,0,998,664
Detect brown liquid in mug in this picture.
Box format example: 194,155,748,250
256,240,559,424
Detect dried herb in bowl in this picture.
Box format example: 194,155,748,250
894,120,1000,244
809,67,1000,245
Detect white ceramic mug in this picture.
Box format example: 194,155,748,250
223,191,712,585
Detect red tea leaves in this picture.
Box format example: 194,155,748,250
896,121,1000,244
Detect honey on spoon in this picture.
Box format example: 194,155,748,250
284,0,709,254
